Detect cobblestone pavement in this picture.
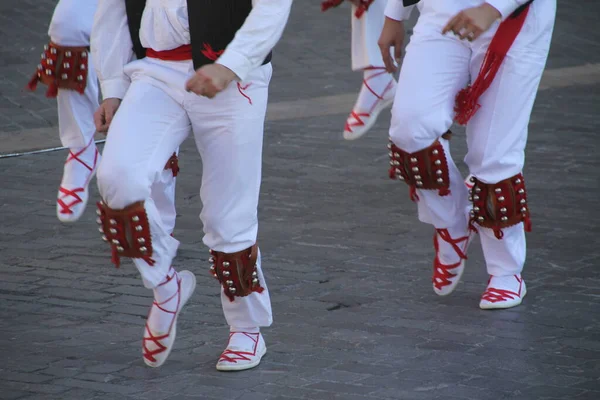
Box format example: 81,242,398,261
1,1,599,400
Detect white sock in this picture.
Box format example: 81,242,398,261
436,221,470,265
353,68,395,113
147,267,180,334
60,141,97,188
227,329,261,352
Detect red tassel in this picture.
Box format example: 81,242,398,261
142,256,156,267
388,167,396,180
438,188,451,197
27,73,39,92
354,0,374,18
409,186,420,202
524,216,532,232
321,0,343,12
45,82,59,98
469,223,479,234
454,5,531,125
111,249,121,269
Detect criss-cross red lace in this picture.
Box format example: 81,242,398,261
143,269,181,363
481,275,523,303
218,332,259,364
345,67,395,133
57,139,98,215
432,228,470,290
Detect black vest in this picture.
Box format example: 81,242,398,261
401,0,533,17
124,0,272,69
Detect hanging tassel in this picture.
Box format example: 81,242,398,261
438,187,451,197
388,167,396,180
321,0,343,12
454,5,531,125
27,73,39,92
524,216,532,232
355,0,374,18
409,186,420,202
494,228,504,240
45,81,59,98
111,248,121,269
142,256,156,267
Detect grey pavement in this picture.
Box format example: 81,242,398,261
1,1,599,400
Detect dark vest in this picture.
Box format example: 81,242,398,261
401,0,533,17
124,0,272,69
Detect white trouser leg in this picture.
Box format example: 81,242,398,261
48,0,97,47
187,64,274,328
97,75,190,288
351,0,387,70
465,0,556,276
389,25,471,229
48,0,99,148
55,59,99,148
151,152,178,236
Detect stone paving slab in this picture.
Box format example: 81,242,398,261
1,1,600,400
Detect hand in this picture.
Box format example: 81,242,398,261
378,17,405,73
185,64,238,98
94,98,122,134
442,3,502,41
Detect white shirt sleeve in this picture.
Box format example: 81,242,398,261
216,0,293,81
384,0,416,21
91,0,134,100
485,0,531,20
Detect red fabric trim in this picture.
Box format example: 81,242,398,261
321,0,374,18
237,83,253,105
321,0,343,12
454,5,531,125
200,43,224,62
146,45,193,61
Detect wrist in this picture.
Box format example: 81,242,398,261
481,3,503,20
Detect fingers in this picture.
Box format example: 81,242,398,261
379,41,396,73
104,105,116,127
443,12,482,41
94,107,109,133
442,13,460,34
393,41,403,66
185,72,225,98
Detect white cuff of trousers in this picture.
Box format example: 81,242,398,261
100,77,130,100
385,0,413,21
217,50,253,82
485,0,522,20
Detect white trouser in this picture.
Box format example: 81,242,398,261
48,0,99,149
389,0,556,276
96,57,273,328
48,0,177,233
351,0,387,70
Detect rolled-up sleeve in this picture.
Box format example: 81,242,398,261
216,0,293,81
485,0,531,20
91,0,134,99
385,0,416,21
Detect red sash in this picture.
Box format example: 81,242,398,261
454,5,532,125
146,44,193,61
